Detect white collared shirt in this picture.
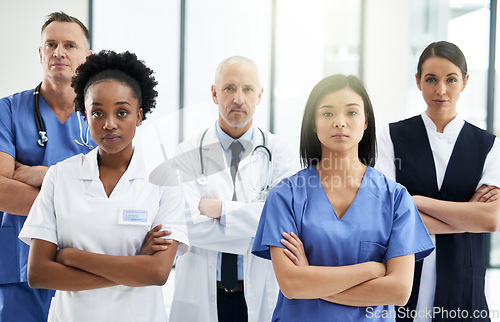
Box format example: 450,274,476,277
19,147,189,322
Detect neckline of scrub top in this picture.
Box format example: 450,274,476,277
39,91,76,126
311,165,369,221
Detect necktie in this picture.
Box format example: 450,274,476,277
229,141,244,200
221,140,244,290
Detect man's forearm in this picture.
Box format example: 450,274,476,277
0,175,39,216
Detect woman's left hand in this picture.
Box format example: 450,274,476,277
281,232,309,266
139,224,173,255
470,184,498,203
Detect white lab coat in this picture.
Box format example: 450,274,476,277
169,124,299,322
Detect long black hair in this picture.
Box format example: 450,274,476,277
299,74,376,168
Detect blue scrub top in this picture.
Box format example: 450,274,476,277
252,166,434,322
0,88,95,284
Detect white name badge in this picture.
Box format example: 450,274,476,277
119,209,151,226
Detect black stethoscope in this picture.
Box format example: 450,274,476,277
33,82,93,149
196,126,273,194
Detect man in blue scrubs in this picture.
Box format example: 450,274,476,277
0,12,93,321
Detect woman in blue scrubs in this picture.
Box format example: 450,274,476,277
252,74,435,321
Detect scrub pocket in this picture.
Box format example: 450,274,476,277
359,241,387,263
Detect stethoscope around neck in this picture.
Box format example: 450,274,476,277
196,126,273,194
33,82,93,149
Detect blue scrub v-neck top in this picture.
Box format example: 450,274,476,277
252,166,434,321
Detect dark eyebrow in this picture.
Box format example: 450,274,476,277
89,101,131,107
45,39,76,43
319,103,361,109
424,73,459,77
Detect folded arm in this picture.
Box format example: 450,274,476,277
28,239,117,291
0,152,41,216
14,161,48,187
28,226,177,291
56,241,178,287
322,255,414,307
175,134,298,254
419,212,464,234
182,194,260,254
280,232,413,306
413,185,500,233
178,171,264,254
269,241,385,299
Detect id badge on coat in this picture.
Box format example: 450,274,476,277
118,209,151,226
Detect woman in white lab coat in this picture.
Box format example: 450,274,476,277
19,50,188,322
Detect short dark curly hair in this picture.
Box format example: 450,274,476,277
71,50,158,120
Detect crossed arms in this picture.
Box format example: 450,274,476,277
270,232,414,307
0,151,47,216
415,184,500,234
27,225,177,291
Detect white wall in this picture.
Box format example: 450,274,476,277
363,0,411,126
0,1,88,98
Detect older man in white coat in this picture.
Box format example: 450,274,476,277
169,56,298,322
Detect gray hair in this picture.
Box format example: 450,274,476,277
214,55,260,86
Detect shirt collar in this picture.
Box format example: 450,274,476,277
215,121,254,152
79,147,146,181
421,112,464,135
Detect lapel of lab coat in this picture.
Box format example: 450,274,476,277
201,125,232,187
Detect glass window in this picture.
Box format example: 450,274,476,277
274,0,361,152
183,0,271,139
407,0,490,128
92,0,180,170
